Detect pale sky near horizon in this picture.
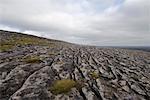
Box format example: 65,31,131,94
0,0,150,46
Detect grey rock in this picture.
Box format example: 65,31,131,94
131,84,146,95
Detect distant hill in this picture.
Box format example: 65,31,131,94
0,30,149,100
120,46,150,52
98,46,150,52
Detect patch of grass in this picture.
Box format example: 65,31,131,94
1,36,55,47
49,79,77,95
23,55,42,63
56,61,64,65
0,44,14,52
0,36,56,53
0,36,56,52
14,37,50,46
89,71,99,79
48,52,57,56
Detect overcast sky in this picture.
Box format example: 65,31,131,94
0,0,150,46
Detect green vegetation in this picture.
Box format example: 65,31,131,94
89,71,99,79
56,61,64,65
0,44,14,52
49,79,77,95
9,37,51,46
1,36,54,46
23,55,42,63
48,52,57,56
0,36,56,52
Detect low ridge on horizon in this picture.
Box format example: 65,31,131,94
1,30,150,48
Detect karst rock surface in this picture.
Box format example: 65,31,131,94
0,30,150,100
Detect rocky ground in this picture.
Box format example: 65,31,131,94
0,30,150,100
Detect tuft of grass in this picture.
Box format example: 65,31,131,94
89,71,99,79
49,79,77,95
23,55,42,63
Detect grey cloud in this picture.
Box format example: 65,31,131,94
0,0,149,46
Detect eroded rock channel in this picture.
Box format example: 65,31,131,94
0,30,150,100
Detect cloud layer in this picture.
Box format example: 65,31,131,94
0,0,149,46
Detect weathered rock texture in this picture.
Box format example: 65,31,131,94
0,30,150,100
